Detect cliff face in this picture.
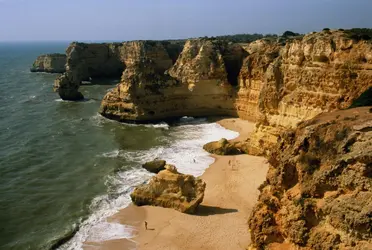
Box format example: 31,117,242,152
30,53,66,73
99,39,247,121
53,41,184,101
53,42,125,100
240,30,372,155
249,107,372,250
58,31,371,149
98,30,371,138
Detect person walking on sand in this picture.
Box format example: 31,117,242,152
145,221,148,230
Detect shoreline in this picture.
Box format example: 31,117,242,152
84,118,267,250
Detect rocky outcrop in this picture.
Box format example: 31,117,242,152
248,107,372,250
30,53,66,73
142,160,166,173
99,30,371,153
53,41,184,101
130,164,206,214
203,138,247,155
99,39,247,121
237,30,372,155
53,42,125,100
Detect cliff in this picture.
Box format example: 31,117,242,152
98,30,371,154
53,41,184,101
30,53,66,73
249,107,372,250
100,39,247,121
245,30,372,155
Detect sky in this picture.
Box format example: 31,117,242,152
0,0,371,41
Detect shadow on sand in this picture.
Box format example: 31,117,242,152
194,205,238,216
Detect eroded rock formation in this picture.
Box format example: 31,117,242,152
130,164,206,214
245,30,372,155
100,39,247,121
97,30,371,155
53,41,184,101
248,107,372,250
30,53,66,73
56,30,371,151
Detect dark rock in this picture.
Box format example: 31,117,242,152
142,160,166,173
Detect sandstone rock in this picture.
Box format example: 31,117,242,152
99,39,246,122
55,30,371,152
237,30,372,155
54,74,84,101
203,138,243,155
53,41,184,101
130,164,206,214
30,53,66,73
142,160,166,173
249,107,372,250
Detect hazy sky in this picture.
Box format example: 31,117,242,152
0,0,371,41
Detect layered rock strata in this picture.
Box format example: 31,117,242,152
100,39,247,121
98,30,371,154
245,30,372,155
130,164,206,214
248,107,372,250
57,30,371,151
30,53,66,73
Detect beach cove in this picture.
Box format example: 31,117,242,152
86,118,268,250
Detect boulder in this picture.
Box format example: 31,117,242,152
142,160,166,173
30,53,66,73
130,164,206,214
203,138,243,155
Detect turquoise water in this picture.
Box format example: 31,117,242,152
0,42,238,249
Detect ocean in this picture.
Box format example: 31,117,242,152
0,42,238,249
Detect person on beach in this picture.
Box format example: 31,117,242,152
145,221,148,230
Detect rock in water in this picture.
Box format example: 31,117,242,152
142,160,166,173
249,107,372,250
30,53,66,73
130,164,206,213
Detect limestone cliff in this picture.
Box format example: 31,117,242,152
238,30,372,155
53,42,124,100
53,41,183,101
248,107,372,250
58,30,371,151
30,53,66,73
99,30,371,143
99,39,247,121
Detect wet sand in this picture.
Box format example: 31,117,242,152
86,118,268,250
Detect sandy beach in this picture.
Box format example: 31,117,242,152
85,118,268,250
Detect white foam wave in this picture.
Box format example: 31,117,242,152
59,168,152,250
60,118,238,249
